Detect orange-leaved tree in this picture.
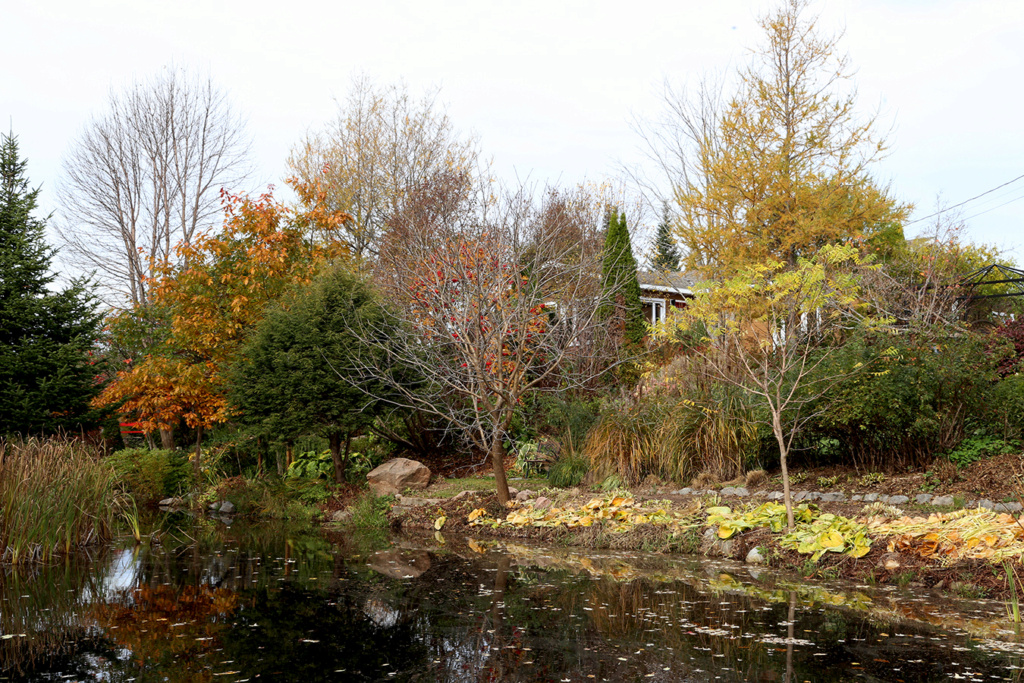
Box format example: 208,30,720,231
94,181,350,473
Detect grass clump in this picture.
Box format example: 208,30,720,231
349,492,395,530
0,438,121,564
547,453,589,488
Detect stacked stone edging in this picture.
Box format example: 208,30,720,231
669,487,1022,513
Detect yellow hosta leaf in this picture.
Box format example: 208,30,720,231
467,508,487,522
579,515,594,527
468,540,487,554
434,516,446,530
820,531,845,550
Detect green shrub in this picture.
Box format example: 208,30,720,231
108,447,193,504
808,325,1006,468
547,453,589,488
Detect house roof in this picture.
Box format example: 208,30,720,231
638,270,699,295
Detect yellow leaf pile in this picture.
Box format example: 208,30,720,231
467,495,700,533
869,509,1024,563
708,502,871,561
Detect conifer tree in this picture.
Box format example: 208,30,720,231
0,132,104,435
600,209,645,348
651,202,681,271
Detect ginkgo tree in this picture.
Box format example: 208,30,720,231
95,180,349,473
660,244,880,530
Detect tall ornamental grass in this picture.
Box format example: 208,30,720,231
0,438,119,563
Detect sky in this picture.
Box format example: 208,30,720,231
4,0,1023,270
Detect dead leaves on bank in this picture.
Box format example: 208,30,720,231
467,495,702,533
871,509,1024,563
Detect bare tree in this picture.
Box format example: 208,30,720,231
57,67,253,308
288,76,480,264
351,172,615,504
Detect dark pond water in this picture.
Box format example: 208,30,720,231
3,517,1024,682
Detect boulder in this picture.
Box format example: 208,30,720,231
745,547,766,565
367,458,431,496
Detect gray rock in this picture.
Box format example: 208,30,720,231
966,499,977,509
915,493,933,504
932,495,954,507
767,491,784,500
451,490,475,501
863,493,878,503
977,499,995,510
533,496,553,510
851,494,863,502
793,491,808,501
702,528,735,558
819,492,846,503
366,458,431,496
805,492,821,501
218,500,235,515
368,549,431,580
678,487,693,495
995,502,1023,513
159,497,183,507
751,490,767,499
515,490,536,502
721,486,749,497
208,501,220,510
331,509,352,523
745,547,766,565
876,494,890,503
888,495,909,505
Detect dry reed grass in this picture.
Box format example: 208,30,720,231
0,437,120,563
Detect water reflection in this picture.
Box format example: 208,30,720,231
3,523,1024,682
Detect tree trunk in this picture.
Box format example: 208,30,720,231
491,438,511,506
772,414,795,531
329,432,348,485
160,427,175,450
286,442,294,470
193,425,203,479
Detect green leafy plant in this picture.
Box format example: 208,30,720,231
944,433,1017,468
817,475,839,488
108,447,193,504
286,450,333,479
859,472,885,486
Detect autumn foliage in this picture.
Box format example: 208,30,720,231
94,181,350,443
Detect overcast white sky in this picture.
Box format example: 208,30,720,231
4,0,1023,267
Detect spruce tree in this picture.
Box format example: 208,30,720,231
600,209,645,348
652,202,681,271
0,132,104,435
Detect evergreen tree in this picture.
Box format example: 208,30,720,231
600,208,645,348
651,202,681,271
229,266,400,483
0,132,104,435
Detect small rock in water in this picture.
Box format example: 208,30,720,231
745,547,765,565
915,493,933,504
878,552,901,571
219,500,235,514
888,495,909,505
932,495,954,507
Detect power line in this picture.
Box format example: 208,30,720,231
905,171,1024,227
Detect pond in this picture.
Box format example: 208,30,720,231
3,517,1024,682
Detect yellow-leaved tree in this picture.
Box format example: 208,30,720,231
639,0,908,278
657,244,879,531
